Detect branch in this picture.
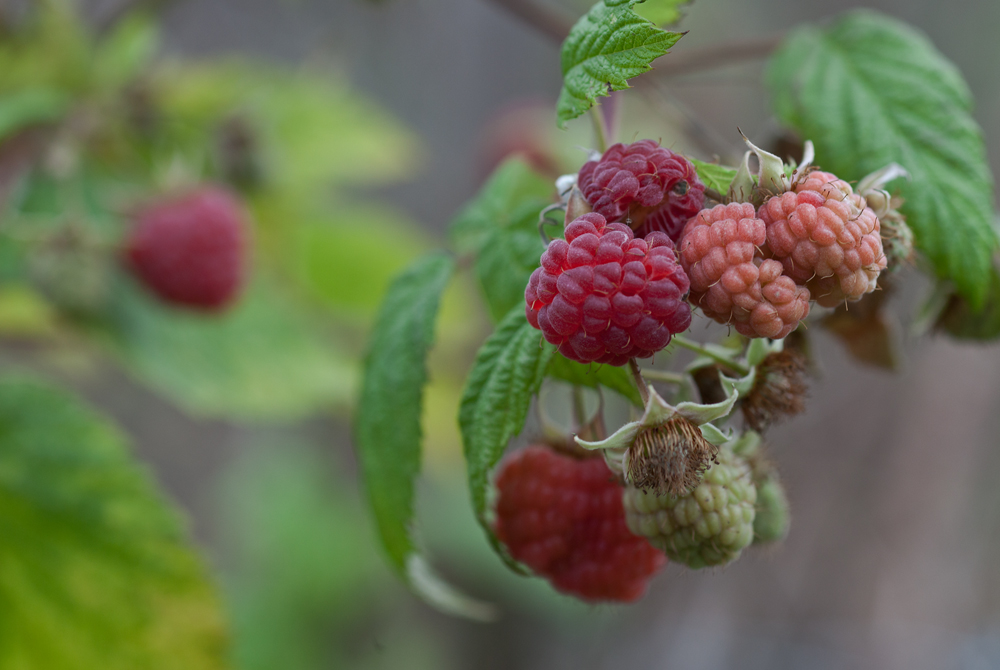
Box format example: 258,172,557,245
484,0,780,76
485,0,574,43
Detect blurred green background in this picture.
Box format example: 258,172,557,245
1,0,999,669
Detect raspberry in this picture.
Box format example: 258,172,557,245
525,213,691,365
758,171,887,308
678,203,810,339
125,186,249,311
577,140,705,241
623,447,756,569
753,474,790,545
493,445,666,602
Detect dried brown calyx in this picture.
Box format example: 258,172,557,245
625,416,718,497
741,349,808,432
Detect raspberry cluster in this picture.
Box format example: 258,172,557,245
125,186,249,311
525,213,691,365
577,140,705,241
679,203,810,339
758,171,886,308
494,445,666,602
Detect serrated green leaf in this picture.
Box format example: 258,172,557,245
353,253,491,619
0,376,228,669
690,157,738,193
459,307,556,571
449,158,553,321
767,10,998,308
632,0,690,27
355,252,454,572
546,353,642,406
557,0,683,127
103,279,355,421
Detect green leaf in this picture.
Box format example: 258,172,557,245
632,0,690,27
767,10,998,308
103,279,355,421
936,267,1000,340
546,353,643,406
0,376,228,669
0,88,70,141
690,157,738,193
557,0,683,127
459,307,556,571
449,158,553,321
354,253,492,619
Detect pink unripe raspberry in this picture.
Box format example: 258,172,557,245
494,445,666,602
577,140,705,241
125,186,249,311
525,213,691,365
758,171,886,308
679,203,810,339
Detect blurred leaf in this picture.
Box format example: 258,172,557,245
557,0,683,127
0,284,58,337
632,0,690,27
449,158,552,321
689,157,737,193
767,10,998,308
0,376,228,669
92,14,159,90
103,278,355,421
157,63,419,192
546,353,642,406
218,443,381,670
936,266,1000,340
0,88,70,140
354,253,491,619
459,307,555,572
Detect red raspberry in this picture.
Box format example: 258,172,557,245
577,140,705,242
125,186,249,311
758,171,886,308
679,203,810,339
494,445,666,602
525,213,691,366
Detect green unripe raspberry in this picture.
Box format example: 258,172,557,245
752,476,789,544
622,448,756,569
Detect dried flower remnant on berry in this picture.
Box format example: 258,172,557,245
625,416,718,497
741,349,808,432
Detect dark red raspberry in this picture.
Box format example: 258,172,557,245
494,445,666,602
577,140,705,242
125,186,249,311
525,213,691,366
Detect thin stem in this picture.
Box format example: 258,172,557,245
590,104,608,153
628,358,650,405
670,335,749,375
572,385,591,440
484,0,574,42
639,369,687,385
653,36,782,79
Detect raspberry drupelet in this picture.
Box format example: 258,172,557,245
125,186,249,311
494,445,666,602
525,213,691,365
758,171,887,308
678,203,810,339
577,140,705,242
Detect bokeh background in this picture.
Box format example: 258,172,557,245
9,0,1000,668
